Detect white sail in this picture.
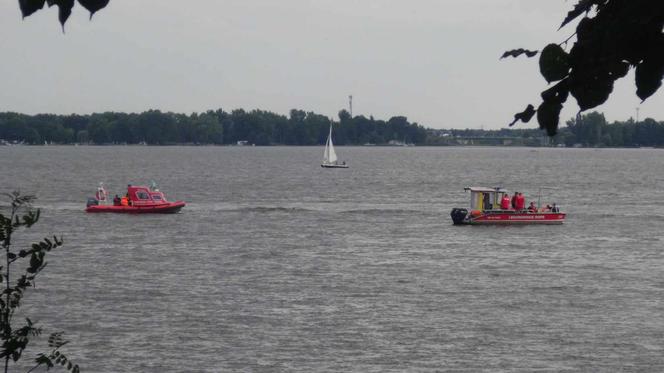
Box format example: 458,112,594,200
323,130,330,162
327,127,338,163
323,125,338,164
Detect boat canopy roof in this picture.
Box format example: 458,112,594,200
464,187,506,193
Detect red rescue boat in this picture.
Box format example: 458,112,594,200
86,183,185,214
450,187,565,225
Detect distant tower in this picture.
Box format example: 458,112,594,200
636,107,640,123
349,95,353,118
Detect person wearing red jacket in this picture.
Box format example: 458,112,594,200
515,192,526,210
511,192,518,209
500,194,511,210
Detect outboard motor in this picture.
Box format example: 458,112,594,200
86,197,99,207
450,208,468,225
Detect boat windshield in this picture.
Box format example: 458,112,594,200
136,191,150,200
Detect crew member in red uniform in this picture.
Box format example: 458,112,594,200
515,192,526,210
511,192,518,209
500,194,511,210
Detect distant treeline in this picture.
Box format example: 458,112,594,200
0,109,426,146
560,112,664,147
427,112,664,147
1,109,662,147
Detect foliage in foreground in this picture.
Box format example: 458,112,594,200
0,192,78,373
504,1,664,136
18,0,108,30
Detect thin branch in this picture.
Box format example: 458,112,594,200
559,32,578,47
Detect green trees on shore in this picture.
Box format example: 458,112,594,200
0,109,427,146
562,112,664,147
1,109,664,147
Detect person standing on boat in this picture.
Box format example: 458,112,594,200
511,192,518,209
551,203,559,213
500,194,511,210
515,192,526,211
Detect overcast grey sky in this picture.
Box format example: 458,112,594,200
1,1,662,129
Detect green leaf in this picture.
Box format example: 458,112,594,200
35,354,54,368
539,44,570,83
19,0,47,18
635,57,664,102
77,0,109,19
541,79,570,103
537,99,563,136
500,48,539,59
508,104,536,127
607,60,629,80
559,0,597,29
569,73,614,111
47,0,75,31
29,253,40,271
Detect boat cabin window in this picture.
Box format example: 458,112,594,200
483,193,491,210
469,189,504,211
151,194,162,200
135,191,150,200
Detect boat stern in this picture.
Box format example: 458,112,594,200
450,208,469,225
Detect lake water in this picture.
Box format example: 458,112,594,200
1,146,663,372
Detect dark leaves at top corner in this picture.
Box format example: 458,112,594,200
500,48,539,60
19,0,46,18
77,0,109,19
19,0,109,28
45,0,75,30
539,44,570,83
559,0,602,30
508,104,536,127
537,100,563,136
635,40,664,102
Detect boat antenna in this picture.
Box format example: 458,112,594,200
537,188,542,209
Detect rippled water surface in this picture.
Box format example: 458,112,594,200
1,146,663,372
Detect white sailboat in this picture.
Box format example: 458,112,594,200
321,124,348,168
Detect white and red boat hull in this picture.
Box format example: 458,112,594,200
86,201,185,214
467,211,565,225
451,208,565,225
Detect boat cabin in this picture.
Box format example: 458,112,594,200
126,185,169,205
464,187,508,211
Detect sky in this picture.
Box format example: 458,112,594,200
1,0,662,129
